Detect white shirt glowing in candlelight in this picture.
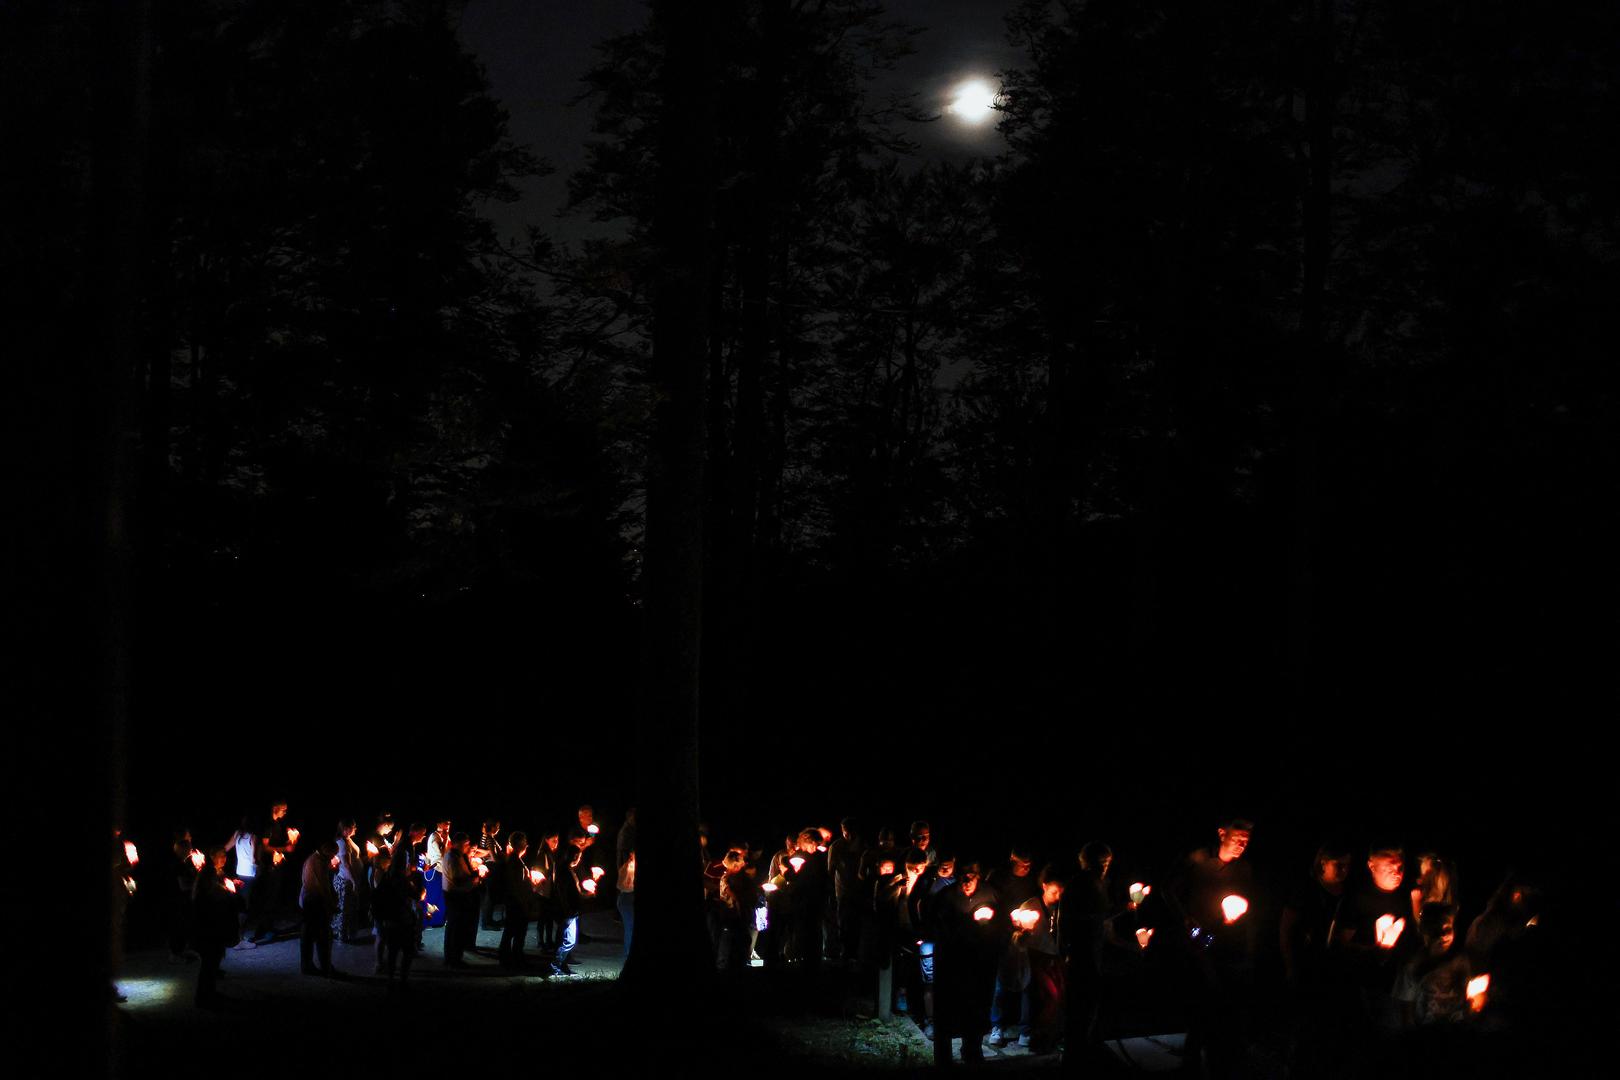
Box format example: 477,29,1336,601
1374,913,1405,948
1220,894,1249,924
1136,927,1154,949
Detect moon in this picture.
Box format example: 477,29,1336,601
946,78,1000,125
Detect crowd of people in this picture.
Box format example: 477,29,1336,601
115,804,1539,1075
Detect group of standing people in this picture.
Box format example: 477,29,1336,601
145,801,636,1004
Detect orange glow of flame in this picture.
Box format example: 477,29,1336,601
365,841,379,857
223,878,237,894
1467,973,1489,1011
529,869,543,886
123,841,139,867
818,827,833,842
816,845,827,853
1374,914,1406,948
286,828,300,845
789,856,806,872
591,866,606,881
973,906,995,922
189,849,206,871
879,861,895,876
1221,895,1250,924
1011,909,1041,931
581,878,598,895
1136,927,1154,949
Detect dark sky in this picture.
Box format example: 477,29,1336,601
457,0,1022,242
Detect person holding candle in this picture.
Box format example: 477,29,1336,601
226,815,261,949
363,813,397,864
786,828,830,970
475,817,505,933
546,828,589,977
441,832,482,967
1167,816,1257,1078
1279,842,1357,1076
988,848,1039,1047
928,862,999,1065
372,845,421,991
533,830,561,952
333,818,368,945
1010,866,1065,1053
1340,841,1417,1033
191,848,240,1007
1393,903,1472,1027
499,832,537,970
167,828,200,963
616,849,636,957
827,817,867,964
1062,842,1116,1067
298,839,339,976
422,819,452,932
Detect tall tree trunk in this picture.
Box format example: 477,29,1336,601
624,0,719,994
1292,0,1335,702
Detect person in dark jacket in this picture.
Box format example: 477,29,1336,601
930,862,1001,1065
299,840,339,975
191,848,240,1006
441,833,483,967
827,817,866,963
371,847,421,991
499,832,538,969
548,828,589,976
168,828,200,962
1063,842,1114,1069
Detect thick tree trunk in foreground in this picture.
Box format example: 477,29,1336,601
622,0,719,993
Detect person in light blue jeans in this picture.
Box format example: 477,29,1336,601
617,850,636,957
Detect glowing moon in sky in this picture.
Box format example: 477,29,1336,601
946,78,999,125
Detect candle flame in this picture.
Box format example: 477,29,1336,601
1011,908,1041,931
1129,882,1151,904
586,824,600,835
223,878,237,893
762,881,779,893
189,849,205,871
1220,894,1249,924
1467,973,1489,1011
879,862,895,876
973,906,995,922
1136,927,1154,949
365,841,379,857
1374,913,1406,948
123,840,139,867
330,854,340,870
591,866,606,881
286,828,300,844
530,869,543,886
581,878,597,895
789,856,806,872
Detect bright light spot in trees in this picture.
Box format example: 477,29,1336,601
947,78,999,125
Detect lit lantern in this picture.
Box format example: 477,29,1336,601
789,856,806,873
591,866,606,881
223,878,237,894
973,906,995,922
530,869,544,886
581,878,598,895
123,841,139,867
586,824,600,836
365,841,379,857
1129,882,1151,905
1467,973,1489,1012
1220,895,1249,924
189,849,206,872
1374,914,1406,949
1135,927,1154,949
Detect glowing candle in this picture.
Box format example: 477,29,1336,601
816,845,827,853
818,827,833,842
330,854,340,871
973,906,995,922
586,824,600,835
223,878,237,894
477,864,489,879
762,882,779,894
1220,894,1249,924
286,828,300,846
591,866,606,881
122,875,137,895
365,841,379,857
1374,913,1406,949
123,841,139,867
529,869,543,886
1136,927,1154,949
789,856,806,873
1011,909,1040,931
1467,973,1489,1012
879,861,895,877
581,878,597,895
1129,882,1151,905
189,849,206,872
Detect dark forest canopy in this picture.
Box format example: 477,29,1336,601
6,0,1616,882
